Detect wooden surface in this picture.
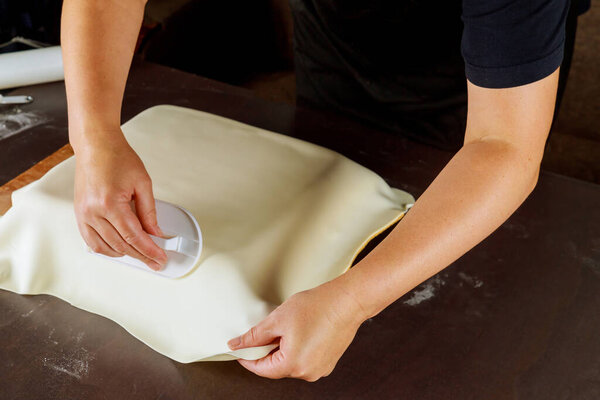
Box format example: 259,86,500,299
1,60,600,400
0,144,73,215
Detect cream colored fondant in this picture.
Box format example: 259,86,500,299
0,105,413,362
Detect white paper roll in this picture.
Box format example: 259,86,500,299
0,46,63,90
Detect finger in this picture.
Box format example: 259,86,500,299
133,180,164,237
228,321,278,350
80,223,121,257
237,349,289,379
107,203,167,266
93,218,163,271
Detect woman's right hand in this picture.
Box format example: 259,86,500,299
73,130,168,270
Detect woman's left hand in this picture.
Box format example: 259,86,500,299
227,280,366,381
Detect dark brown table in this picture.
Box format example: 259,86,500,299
1,60,599,400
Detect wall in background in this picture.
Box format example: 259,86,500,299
542,1,600,183
0,0,62,50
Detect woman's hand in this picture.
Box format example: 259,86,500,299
228,280,366,381
73,130,167,270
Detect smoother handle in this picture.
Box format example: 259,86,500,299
149,235,198,258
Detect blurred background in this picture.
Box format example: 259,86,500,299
1,0,598,183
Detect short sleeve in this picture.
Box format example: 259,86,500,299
461,0,570,88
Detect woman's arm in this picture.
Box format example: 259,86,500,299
62,0,167,269
62,0,146,141
340,71,557,319
229,69,559,381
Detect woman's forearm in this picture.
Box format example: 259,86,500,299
61,0,147,150
339,138,540,320
336,67,560,320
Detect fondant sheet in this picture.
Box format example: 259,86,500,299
0,106,413,362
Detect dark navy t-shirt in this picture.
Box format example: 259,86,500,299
290,0,585,150
462,0,569,88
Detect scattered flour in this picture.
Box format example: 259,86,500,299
567,241,600,276
20,309,35,318
458,272,484,288
403,275,446,306
43,361,84,379
42,332,94,380
0,108,49,140
47,328,59,345
43,347,94,380
582,256,600,276
19,298,47,318
403,272,484,306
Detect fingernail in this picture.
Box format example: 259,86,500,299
149,261,163,271
228,337,241,349
155,225,165,237
155,251,167,265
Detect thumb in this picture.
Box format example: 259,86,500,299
228,322,278,350
134,180,163,237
